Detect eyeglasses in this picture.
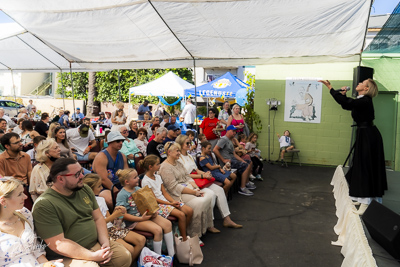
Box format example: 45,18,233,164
63,168,84,179
121,130,128,133
138,132,146,135
10,140,22,145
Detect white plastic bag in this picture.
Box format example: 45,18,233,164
138,247,173,267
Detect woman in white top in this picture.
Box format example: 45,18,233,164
29,139,61,202
175,135,242,229
134,127,148,156
0,177,60,265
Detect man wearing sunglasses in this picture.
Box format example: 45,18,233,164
32,158,132,266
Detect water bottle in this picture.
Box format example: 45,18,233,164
96,124,100,135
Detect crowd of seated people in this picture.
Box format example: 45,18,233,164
0,99,265,266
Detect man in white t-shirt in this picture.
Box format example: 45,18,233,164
180,99,196,129
67,124,98,161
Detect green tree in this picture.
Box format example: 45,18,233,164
243,72,262,133
57,68,192,105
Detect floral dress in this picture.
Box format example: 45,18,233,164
0,208,46,266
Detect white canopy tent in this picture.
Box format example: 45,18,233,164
0,0,372,72
128,71,194,120
129,71,194,97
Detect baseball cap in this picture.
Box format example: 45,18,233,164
107,131,125,144
76,107,80,110
167,125,178,131
226,125,237,131
144,100,150,103
79,124,90,137
99,112,104,115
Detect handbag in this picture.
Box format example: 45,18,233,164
174,234,203,266
191,171,215,189
131,185,159,215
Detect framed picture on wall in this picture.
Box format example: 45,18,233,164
284,78,322,123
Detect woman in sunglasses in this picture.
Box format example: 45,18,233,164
133,128,148,156
29,139,61,202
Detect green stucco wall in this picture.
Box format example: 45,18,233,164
254,62,366,166
362,57,400,170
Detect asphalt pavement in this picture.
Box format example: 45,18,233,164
185,163,344,267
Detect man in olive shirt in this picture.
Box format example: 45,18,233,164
32,158,131,266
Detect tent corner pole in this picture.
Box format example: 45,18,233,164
69,63,77,127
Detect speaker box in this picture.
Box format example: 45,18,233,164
352,66,374,97
362,200,400,260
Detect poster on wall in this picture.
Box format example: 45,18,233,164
284,78,322,123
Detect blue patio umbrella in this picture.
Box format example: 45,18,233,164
184,72,249,99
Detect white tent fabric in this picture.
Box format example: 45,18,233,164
129,71,194,97
0,0,371,71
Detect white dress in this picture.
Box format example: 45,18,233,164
0,208,46,266
111,115,125,132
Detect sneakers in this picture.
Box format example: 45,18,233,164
281,159,285,167
246,181,256,190
238,187,254,196
249,174,256,181
256,174,263,181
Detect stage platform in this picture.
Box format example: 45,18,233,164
172,164,400,266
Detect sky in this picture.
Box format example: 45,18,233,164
0,0,399,23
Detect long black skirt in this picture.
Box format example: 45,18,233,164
345,125,388,197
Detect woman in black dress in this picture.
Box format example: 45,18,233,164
320,79,387,215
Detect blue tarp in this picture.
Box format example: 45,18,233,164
184,72,249,98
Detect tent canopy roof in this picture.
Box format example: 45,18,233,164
0,0,371,72
129,71,194,97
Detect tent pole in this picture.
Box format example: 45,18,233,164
69,63,77,127
61,70,65,110
118,69,121,101
10,70,16,102
193,59,198,134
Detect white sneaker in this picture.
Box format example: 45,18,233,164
238,187,254,196
249,174,256,181
256,174,263,181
